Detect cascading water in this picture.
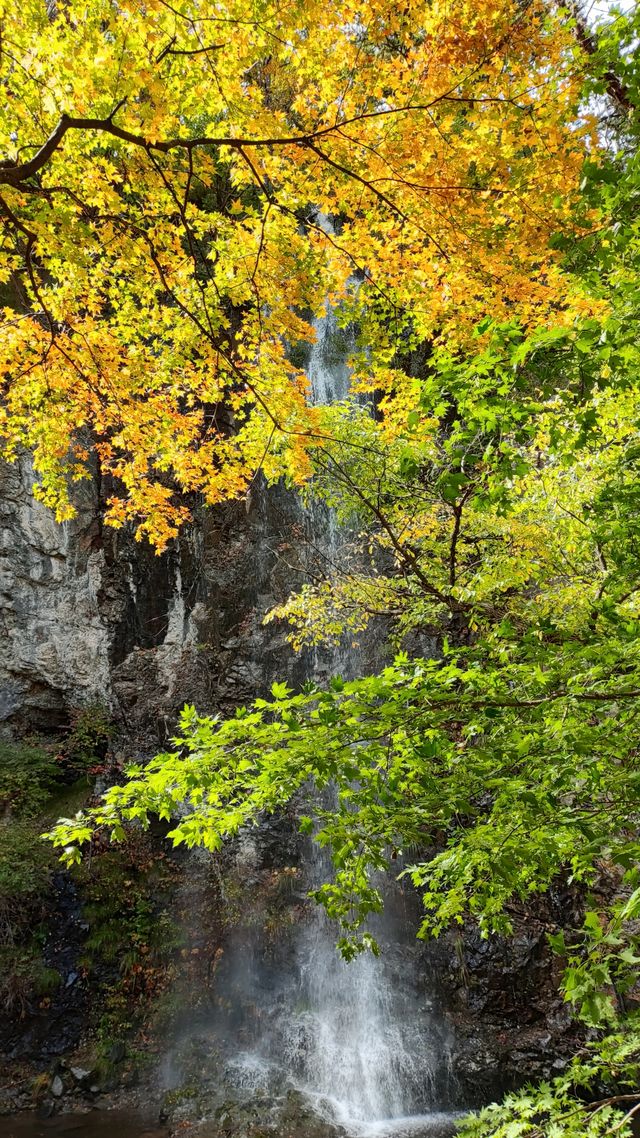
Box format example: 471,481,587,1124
162,244,459,1138
267,278,456,1136
307,301,352,405
279,824,454,1136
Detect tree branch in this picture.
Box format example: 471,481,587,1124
0,117,71,186
571,3,634,113
156,39,226,63
0,89,541,190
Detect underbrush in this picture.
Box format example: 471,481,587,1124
0,741,63,1016
73,830,182,1063
0,715,184,1076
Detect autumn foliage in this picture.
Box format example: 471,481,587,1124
31,1,640,1133
0,0,596,546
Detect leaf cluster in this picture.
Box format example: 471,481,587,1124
40,4,640,1135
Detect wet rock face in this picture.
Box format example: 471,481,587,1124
423,885,585,1104
0,873,88,1063
164,1085,350,1138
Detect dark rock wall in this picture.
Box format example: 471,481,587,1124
425,887,585,1105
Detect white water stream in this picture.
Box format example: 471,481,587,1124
226,272,457,1136
292,292,445,1132
163,242,458,1138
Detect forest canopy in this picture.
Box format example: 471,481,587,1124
5,0,640,1133
1,0,601,545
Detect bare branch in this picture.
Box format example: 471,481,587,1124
156,39,226,63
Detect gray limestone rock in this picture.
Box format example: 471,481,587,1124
0,455,205,737
50,1075,64,1098
0,456,112,730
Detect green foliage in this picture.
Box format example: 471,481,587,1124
0,814,58,1014
44,7,640,1136
0,944,62,1018
0,816,53,902
71,831,181,1057
0,740,61,818
0,717,110,1023
59,702,114,776
0,740,63,1012
45,649,640,954
0,706,112,820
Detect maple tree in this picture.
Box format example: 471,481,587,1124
0,0,597,546
10,0,636,1131
45,1,640,1133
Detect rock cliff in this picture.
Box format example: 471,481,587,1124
0,457,311,745
0,457,112,732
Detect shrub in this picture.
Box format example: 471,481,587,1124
57,702,114,778
0,741,60,818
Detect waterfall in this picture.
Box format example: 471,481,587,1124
307,301,352,405
162,241,458,1138
279,827,453,1135
267,274,456,1136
